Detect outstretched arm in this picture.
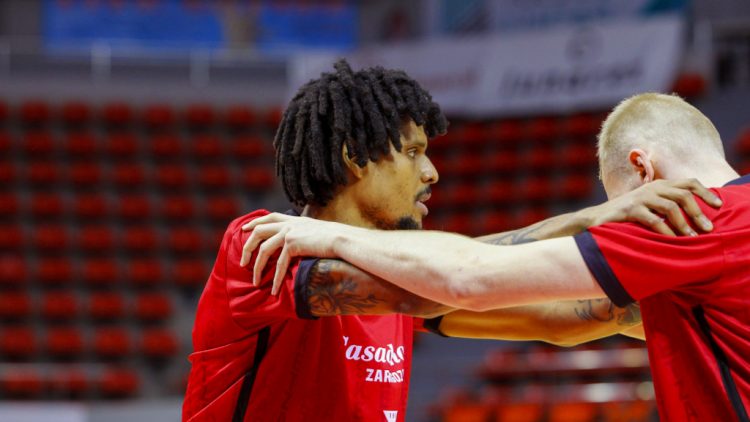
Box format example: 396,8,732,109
434,300,642,346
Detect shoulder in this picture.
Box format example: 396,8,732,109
219,209,271,249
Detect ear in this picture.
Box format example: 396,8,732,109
341,143,366,180
628,149,656,183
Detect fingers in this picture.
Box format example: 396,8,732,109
239,222,283,267
673,178,722,208
241,213,289,232
660,187,713,233
630,204,677,237
271,245,291,296
252,231,287,287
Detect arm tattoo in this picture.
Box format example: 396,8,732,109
306,260,383,316
574,299,641,326
483,220,554,245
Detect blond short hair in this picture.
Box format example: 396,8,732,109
597,93,724,180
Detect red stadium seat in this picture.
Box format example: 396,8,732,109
49,369,89,398
77,225,115,252
441,212,475,235
134,293,173,322
548,402,598,422
126,259,164,288
110,163,147,189
518,176,553,202
443,403,493,422
116,194,152,221
205,196,240,222
148,133,183,159
486,150,521,174
101,102,134,127
190,134,224,160
0,192,20,218
461,122,492,148
167,227,203,255
29,193,65,219
104,132,139,158
143,103,175,129
525,147,557,171
0,101,7,124
0,131,12,154
495,403,544,422
486,179,514,204
242,167,275,191
174,260,209,288
565,113,601,138
263,107,283,128
493,119,525,145
447,153,485,178
61,101,92,126
121,226,159,252
0,255,26,287
0,291,31,320
33,225,70,250
671,72,707,98
89,292,126,321
98,367,139,397
0,326,37,359
0,369,44,398
64,132,98,156
93,328,131,358
600,400,655,422
516,207,551,228
46,327,85,359
734,128,750,157
560,174,594,200
185,103,216,129
68,162,103,188
527,116,560,143
155,165,190,189
36,258,74,286
225,105,257,130
478,210,514,234
141,329,179,358
0,161,16,184
81,259,119,287
561,144,597,169
231,135,271,160
160,195,196,220
27,161,61,186
73,194,109,220
0,226,24,250
198,165,232,190
41,292,79,321
20,100,51,126
22,131,55,156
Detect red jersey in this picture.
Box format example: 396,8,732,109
575,175,750,422
183,210,415,422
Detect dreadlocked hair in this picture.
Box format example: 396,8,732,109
273,59,448,207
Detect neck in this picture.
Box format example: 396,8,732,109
662,159,740,188
301,193,378,229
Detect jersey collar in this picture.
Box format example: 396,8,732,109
724,174,750,187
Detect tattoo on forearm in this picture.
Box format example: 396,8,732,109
574,299,641,326
483,220,554,245
306,260,383,316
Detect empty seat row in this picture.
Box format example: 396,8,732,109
0,131,274,160
1,100,283,131
0,256,209,289
1,367,141,399
0,291,173,322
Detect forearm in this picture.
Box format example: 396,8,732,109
436,300,642,347
476,211,591,245
305,259,452,318
331,227,603,311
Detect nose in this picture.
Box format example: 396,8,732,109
422,157,439,185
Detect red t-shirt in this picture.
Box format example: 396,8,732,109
183,210,415,422
574,175,750,422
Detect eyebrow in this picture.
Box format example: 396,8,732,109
405,139,428,149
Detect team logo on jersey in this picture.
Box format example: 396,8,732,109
383,410,398,422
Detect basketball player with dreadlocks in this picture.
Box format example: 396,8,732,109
182,61,720,422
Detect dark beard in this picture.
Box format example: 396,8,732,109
395,217,421,230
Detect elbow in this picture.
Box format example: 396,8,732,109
446,279,493,312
